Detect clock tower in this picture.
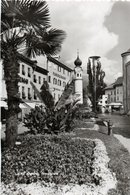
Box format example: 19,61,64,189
74,52,83,104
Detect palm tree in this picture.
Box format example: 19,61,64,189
1,0,66,147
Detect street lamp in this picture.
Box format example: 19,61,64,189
89,56,100,112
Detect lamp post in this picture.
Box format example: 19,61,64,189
89,56,100,112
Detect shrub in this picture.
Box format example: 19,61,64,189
24,81,79,134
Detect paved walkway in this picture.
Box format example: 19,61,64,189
114,134,130,153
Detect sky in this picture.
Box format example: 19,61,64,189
47,0,130,84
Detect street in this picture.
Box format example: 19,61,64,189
98,113,130,153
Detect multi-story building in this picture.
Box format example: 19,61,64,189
114,77,123,103
104,77,123,104
104,83,116,103
1,55,73,121
47,56,73,102
99,77,123,112
121,48,130,113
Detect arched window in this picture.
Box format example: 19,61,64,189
77,73,79,77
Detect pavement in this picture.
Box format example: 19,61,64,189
114,134,130,153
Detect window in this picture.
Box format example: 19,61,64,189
28,88,31,100
58,66,61,72
68,71,69,76
63,81,66,87
39,76,41,84
33,75,37,83
22,86,26,99
58,80,61,86
53,78,57,85
117,89,119,94
58,94,60,99
43,78,46,83
111,91,113,95
77,73,79,77
22,64,25,75
34,92,37,100
48,76,51,83
63,69,65,74
28,67,31,77
117,96,119,101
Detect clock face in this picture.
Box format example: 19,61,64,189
75,67,81,73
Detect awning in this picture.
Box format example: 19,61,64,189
0,101,28,109
24,102,44,109
24,102,36,109
0,100,7,108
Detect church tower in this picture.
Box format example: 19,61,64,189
74,52,83,104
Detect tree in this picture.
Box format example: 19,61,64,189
87,58,106,112
1,0,66,147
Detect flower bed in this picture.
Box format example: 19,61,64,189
1,135,117,195
2,135,94,185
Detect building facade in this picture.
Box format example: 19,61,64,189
1,55,73,121
121,48,130,113
104,84,116,103
114,77,123,103
47,56,73,102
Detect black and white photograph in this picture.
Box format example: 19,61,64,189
1,0,130,194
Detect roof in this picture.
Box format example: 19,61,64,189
35,66,48,75
18,54,48,75
18,53,37,66
47,56,73,72
114,76,123,86
104,83,114,90
121,48,130,57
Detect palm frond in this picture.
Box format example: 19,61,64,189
40,81,55,110
55,80,75,110
30,81,43,103
2,0,50,32
24,27,66,57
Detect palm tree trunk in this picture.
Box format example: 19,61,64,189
4,52,20,148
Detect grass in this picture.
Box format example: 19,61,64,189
73,119,130,195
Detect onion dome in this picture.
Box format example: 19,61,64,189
74,51,82,66
127,48,130,52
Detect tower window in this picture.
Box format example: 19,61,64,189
77,73,79,77
48,76,51,83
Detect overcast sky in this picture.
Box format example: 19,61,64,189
47,0,130,84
